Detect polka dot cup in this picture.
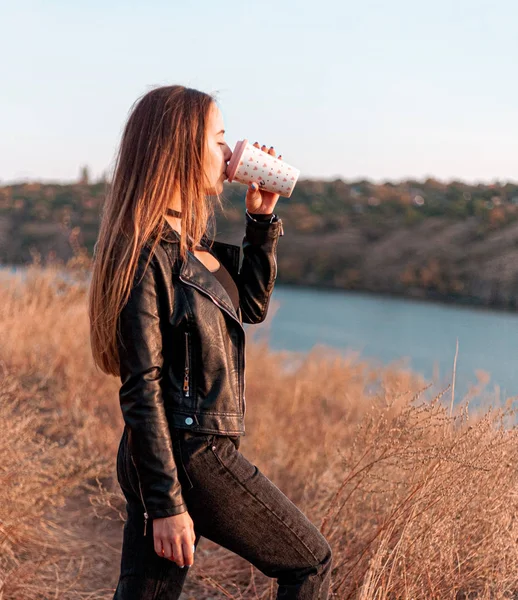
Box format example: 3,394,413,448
226,139,300,198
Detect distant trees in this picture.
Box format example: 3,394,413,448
3,176,518,309
78,165,90,185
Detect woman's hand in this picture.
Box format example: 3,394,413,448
245,143,283,215
153,511,196,568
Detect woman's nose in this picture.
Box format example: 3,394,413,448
225,144,233,161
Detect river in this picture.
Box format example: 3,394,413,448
249,284,518,404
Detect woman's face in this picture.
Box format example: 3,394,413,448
204,103,232,196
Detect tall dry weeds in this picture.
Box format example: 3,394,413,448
2,261,518,599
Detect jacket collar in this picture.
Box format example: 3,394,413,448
160,218,241,323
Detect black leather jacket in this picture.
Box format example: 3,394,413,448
117,210,284,523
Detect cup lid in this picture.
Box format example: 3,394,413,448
226,139,248,182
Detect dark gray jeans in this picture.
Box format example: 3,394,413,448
114,427,333,599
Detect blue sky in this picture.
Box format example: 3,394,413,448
1,0,517,184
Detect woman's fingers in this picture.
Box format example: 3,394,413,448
171,538,185,567
182,539,195,567
163,540,175,561
253,142,281,159
154,535,169,559
156,538,194,568
154,537,163,556
155,536,181,567
152,515,196,568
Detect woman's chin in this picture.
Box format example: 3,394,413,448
206,182,224,196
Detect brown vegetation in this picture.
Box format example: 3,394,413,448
2,263,518,599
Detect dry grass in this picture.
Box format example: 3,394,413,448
2,263,518,599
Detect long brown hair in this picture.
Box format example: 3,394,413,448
88,85,222,376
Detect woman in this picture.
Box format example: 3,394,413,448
88,85,332,599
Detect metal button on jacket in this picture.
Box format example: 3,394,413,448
185,417,194,425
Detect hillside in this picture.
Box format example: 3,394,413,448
2,177,518,308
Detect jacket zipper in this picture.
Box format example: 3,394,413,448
183,331,191,396
237,306,246,417
241,331,247,417
179,274,246,410
130,451,149,536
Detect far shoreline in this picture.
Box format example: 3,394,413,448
274,279,518,317
3,262,518,318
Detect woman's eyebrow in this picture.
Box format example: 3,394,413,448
216,129,225,135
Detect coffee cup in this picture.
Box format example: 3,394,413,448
226,139,300,198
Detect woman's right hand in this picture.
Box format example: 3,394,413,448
153,511,196,567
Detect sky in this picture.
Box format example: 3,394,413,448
1,0,517,185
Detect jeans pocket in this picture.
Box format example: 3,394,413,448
173,439,195,492
209,435,258,486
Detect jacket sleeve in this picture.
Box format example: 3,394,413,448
116,244,187,519
237,210,284,324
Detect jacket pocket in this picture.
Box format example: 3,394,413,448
123,428,150,536
183,331,191,397
128,450,150,536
